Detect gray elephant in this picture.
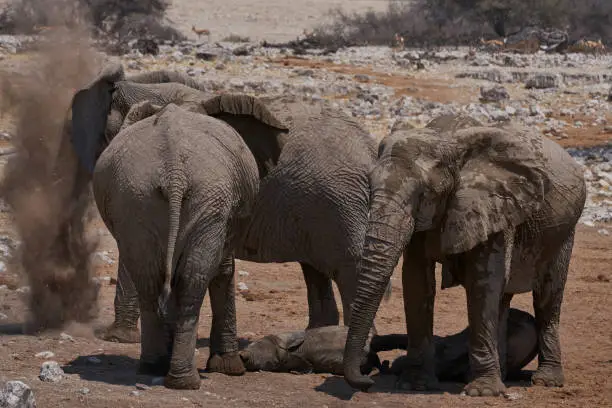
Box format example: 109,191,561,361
83,70,378,344
86,99,259,389
343,115,586,397
241,308,537,380
71,64,275,389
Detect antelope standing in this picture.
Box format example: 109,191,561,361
192,25,211,42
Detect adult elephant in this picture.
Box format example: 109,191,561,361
85,70,379,344
342,116,586,396
78,94,261,389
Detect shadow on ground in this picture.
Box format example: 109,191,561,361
315,371,534,400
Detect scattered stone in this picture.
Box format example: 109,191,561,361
0,285,7,291
133,39,159,56
130,391,141,397
15,287,29,295
237,282,249,291
525,73,561,89
0,380,36,408
599,229,610,236
35,351,55,359
59,333,75,342
479,85,510,103
504,392,522,401
77,387,90,395
39,361,64,383
135,383,150,391
237,270,249,277
0,313,7,320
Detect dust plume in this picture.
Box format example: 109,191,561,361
0,6,106,331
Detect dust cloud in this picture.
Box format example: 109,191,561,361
0,4,106,331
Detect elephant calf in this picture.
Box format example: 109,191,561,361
72,73,261,389
240,308,537,381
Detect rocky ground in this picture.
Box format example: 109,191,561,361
0,30,611,408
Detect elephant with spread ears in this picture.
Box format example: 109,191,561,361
342,115,586,396
72,65,379,344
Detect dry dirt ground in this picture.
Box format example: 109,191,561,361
0,220,611,408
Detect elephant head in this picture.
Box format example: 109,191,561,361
343,118,550,390
69,64,216,174
239,331,306,372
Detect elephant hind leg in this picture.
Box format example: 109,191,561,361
99,259,141,344
531,228,574,388
206,255,245,376
301,263,339,329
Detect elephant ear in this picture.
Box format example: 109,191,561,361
71,63,125,173
273,331,306,352
426,113,483,134
440,126,550,254
119,100,164,132
201,94,289,131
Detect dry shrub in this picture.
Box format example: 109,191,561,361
314,0,612,48
0,7,104,330
0,0,185,44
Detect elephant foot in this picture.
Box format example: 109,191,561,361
98,323,140,344
137,358,170,377
206,351,246,376
532,365,564,387
463,376,506,397
164,369,201,390
393,358,440,391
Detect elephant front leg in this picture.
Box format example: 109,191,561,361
498,293,513,380
101,260,141,344
206,255,245,376
463,232,507,397
301,263,340,329
397,240,439,391
532,229,574,387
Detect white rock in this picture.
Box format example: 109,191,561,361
0,313,7,320
130,390,141,397
35,351,55,359
77,387,90,395
15,287,29,295
0,285,7,291
0,380,36,408
237,282,249,291
598,229,610,236
237,270,249,277
59,333,75,342
39,361,64,382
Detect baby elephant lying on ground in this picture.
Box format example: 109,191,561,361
240,308,537,380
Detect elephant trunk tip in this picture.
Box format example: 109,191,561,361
345,371,375,392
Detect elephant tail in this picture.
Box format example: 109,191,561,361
383,281,392,302
157,171,188,319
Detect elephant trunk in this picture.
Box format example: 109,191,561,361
344,192,415,391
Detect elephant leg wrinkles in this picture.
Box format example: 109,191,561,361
206,255,245,376
463,231,507,397
101,259,141,344
397,238,438,391
301,263,340,329
531,228,574,388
